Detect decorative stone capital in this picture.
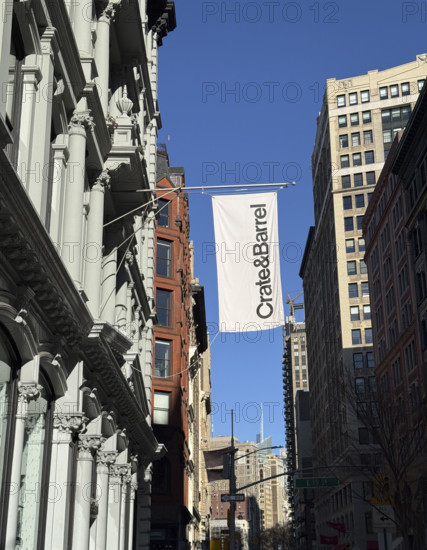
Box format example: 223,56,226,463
77,435,105,459
93,169,111,191
69,113,95,132
97,450,118,467
110,464,131,478
53,413,86,434
18,383,41,404
97,0,128,21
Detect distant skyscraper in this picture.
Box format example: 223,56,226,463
300,55,427,550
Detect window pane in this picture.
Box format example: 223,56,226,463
354,173,363,187
383,129,392,144
349,283,358,298
342,175,351,188
338,115,347,127
365,328,373,344
350,113,359,126
349,92,358,105
352,329,362,345
362,111,371,123
351,132,361,146
365,151,375,164
350,306,360,321
157,199,170,227
341,155,350,168
344,217,354,231
363,130,373,144
356,216,363,230
346,239,355,253
363,305,371,320
156,240,172,277
390,84,399,97
366,351,375,368
347,261,357,275
360,260,368,274
361,90,370,103
418,79,425,91
353,353,363,368
337,94,346,107
366,171,376,185
343,196,352,210
339,134,349,148
153,392,170,424
362,282,369,296
355,194,365,208
380,87,388,99
155,340,171,377
353,153,362,166
156,289,171,326
401,82,410,96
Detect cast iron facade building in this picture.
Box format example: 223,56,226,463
0,1,175,549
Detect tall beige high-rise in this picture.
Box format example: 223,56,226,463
300,55,427,550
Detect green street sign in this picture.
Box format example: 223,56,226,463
295,477,339,488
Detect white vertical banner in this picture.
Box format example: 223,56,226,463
212,192,285,332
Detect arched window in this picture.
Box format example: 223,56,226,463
0,325,19,546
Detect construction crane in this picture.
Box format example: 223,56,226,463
286,291,304,319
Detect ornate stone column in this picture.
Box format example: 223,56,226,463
101,224,120,324
94,450,117,550
74,0,94,80
95,1,125,115
0,0,14,119
17,61,42,187
72,434,104,550
106,464,126,550
84,170,111,318
5,383,41,550
127,474,138,550
61,112,94,289
27,28,56,223
115,253,131,331
49,137,69,248
44,413,86,550
119,465,132,550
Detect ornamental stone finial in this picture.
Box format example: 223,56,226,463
116,85,133,116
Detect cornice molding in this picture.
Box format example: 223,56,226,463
0,150,93,349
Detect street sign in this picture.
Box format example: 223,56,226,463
295,477,339,488
221,493,246,502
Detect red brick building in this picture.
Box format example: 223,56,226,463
150,148,192,549
363,134,426,548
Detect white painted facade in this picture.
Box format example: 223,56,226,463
0,0,175,548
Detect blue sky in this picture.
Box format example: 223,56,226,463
157,1,427,447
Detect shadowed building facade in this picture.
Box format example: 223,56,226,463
0,1,176,549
